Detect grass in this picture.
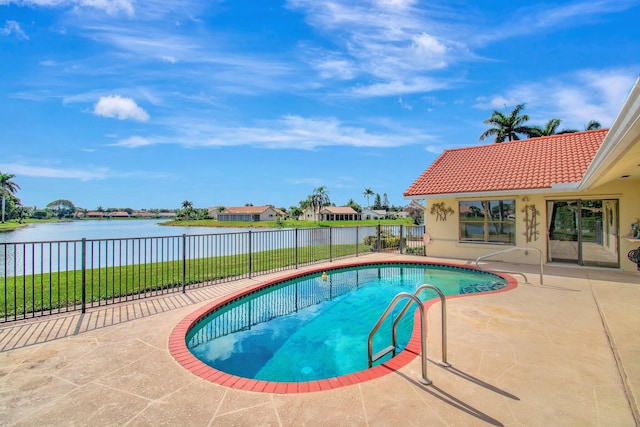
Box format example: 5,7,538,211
0,242,372,318
0,221,28,231
0,218,76,231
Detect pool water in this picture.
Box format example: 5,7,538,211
186,264,506,382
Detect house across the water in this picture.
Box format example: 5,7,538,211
217,205,284,222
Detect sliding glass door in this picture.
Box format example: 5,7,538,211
547,199,619,267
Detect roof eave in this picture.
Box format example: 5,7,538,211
579,76,640,191
404,184,580,200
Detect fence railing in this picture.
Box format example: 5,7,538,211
1,224,425,323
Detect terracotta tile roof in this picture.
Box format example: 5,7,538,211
320,206,359,214
223,205,271,214
404,129,608,197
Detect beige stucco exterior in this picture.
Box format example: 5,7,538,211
419,176,639,272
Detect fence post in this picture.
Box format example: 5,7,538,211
423,224,427,256
377,223,382,252
81,238,86,313
329,227,333,262
400,225,404,254
356,227,359,257
295,228,299,269
181,234,187,292
248,230,252,279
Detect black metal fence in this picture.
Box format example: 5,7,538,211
1,224,424,323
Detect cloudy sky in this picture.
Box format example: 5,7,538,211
1,0,639,210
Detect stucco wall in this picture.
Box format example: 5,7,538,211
421,178,640,273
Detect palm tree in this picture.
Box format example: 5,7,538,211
557,120,603,135
528,118,563,137
311,186,330,221
180,200,194,220
585,120,602,130
479,104,534,143
363,188,374,208
0,171,20,223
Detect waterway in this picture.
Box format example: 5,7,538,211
0,219,255,244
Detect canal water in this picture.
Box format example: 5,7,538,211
0,219,254,244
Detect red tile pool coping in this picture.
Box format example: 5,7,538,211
169,260,518,394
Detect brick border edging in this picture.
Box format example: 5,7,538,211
169,260,518,394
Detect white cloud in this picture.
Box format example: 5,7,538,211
1,163,109,181
78,0,134,16
110,136,153,148
1,20,29,39
398,97,413,110
117,114,431,150
287,0,465,93
474,0,640,45
473,68,638,129
93,95,150,122
351,77,448,97
474,95,520,110
4,0,135,16
221,115,424,149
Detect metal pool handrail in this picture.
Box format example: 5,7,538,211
392,284,450,368
367,292,432,385
474,247,544,285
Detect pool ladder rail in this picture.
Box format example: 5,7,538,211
367,284,450,386
474,246,544,285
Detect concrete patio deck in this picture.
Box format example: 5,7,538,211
1,253,639,426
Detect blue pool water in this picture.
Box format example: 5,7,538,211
186,264,506,382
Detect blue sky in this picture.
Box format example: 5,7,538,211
1,0,639,211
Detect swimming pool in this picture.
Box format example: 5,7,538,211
170,261,516,393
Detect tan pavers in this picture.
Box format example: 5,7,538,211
1,254,639,426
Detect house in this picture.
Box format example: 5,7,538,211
85,211,104,218
404,77,640,273
107,211,130,218
217,205,283,222
319,206,361,221
157,212,177,218
132,211,157,218
207,207,225,220
361,208,387,220
299,206,318,221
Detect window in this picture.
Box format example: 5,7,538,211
459,200,516,244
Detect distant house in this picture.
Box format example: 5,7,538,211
207,207,225,220
299,207,318,221
157,212,177,218
217,205,283,222
361,208,387,220
85,211,104,218
133,211,157,218
107,211,130,218
319,206,361,221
